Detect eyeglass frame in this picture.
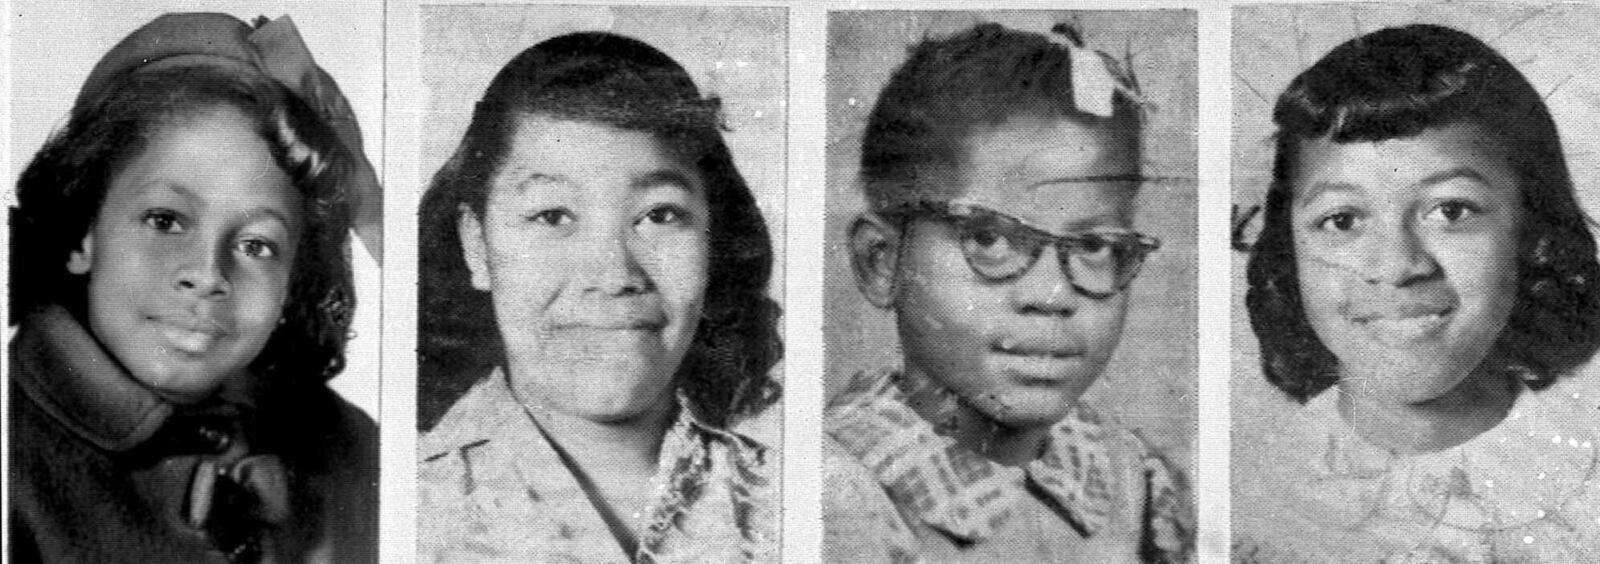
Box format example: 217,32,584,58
877,200,1161,298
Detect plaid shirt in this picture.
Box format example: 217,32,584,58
824,368,1192,563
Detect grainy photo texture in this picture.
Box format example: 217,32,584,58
7,6,383,563
821,10,1197,563
413,5,787,562
1231,3,1600,562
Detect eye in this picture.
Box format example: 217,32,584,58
143,210,186,234
235,237,279,259
638,205,694,227
961,226,1018,262
1422,200,1480,224
1075,235,1117,260
1315,211,1360,233
525,208,574,227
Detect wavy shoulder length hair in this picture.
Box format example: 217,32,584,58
1246,24,1600,402
418,32,783,430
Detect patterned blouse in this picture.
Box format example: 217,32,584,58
418,370,776,563
823,368,1193,563
1232,378,1600,563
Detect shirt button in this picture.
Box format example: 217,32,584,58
196,424,233,453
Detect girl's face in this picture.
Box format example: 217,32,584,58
460,115,710,425
69,106,302,404
891,117,1137,429
1292,123,1522,406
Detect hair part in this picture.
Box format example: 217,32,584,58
418,32,781,430
859,22,1142,211
1247,24,1600,402
11,64,357,389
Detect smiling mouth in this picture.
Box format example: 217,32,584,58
151,317,228,354
552,320,665,332
1352,307,1454,344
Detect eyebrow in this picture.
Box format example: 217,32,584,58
506,169,701,194
1031,174,1149,187
1296,168,1493,208
630,169,700,194
1416,167,1491,189
138,181,295,227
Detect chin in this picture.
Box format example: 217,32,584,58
975,393,1073,430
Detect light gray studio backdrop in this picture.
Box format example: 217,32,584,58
6,0,385,420
824,10,1199,473
1231,0,1600,517
417,4,789,440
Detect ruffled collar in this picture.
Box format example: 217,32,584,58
1304,384,1599,537
11,305,176,452
825,368,1117,542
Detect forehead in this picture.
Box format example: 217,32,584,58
1292,123,1516,201
490,114,697,196
109,106,300,218
941,116,1139,223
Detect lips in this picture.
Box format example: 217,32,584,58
992,336,1085,358
1345,300,1456,347
548,300,669,331
150,315,230,354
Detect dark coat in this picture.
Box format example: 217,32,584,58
8,306,378,563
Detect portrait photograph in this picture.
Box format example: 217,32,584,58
1231,3,1600,562
411,4,788,562
821,9,1197,562
6,0,384,562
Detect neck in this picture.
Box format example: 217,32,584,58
510,380,677,476
900,366,1050,467
1336,363,1519,455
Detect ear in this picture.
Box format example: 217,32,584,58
67,231,95,275
457,205,493,292
849,213,900,309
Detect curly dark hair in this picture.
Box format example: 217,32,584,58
859,22,1142,211
418,31,783,431
1246,24,1600,402
10,64,357,390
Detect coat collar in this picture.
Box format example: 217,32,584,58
826,368,1116,542
12,305,174,452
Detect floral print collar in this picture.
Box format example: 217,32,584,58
419,369,776,563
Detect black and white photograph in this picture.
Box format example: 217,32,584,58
820,10,1197,562
6,1,384,562
411,4,788,562
1231,3,1600,562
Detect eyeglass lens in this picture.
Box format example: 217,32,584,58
956,221,1148,294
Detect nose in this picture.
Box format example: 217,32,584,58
1009,244,1083,315
583,225,653,296
1361,219,1439,287
175,241,232,299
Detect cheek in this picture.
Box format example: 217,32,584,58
643,237,711,316
1081,295,1129,357
484,231,564,301
899,246,990,335
1437,233,1520,320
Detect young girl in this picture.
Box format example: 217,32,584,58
1239,24,1600,562
9,14,378,563
416,31,782,562
825,21,1192,563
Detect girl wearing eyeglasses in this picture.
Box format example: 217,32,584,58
826,22,1192,563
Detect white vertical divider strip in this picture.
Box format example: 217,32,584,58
783,3,827,563
380,0,420,562
1,0,13,551
1196,4,1233,563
